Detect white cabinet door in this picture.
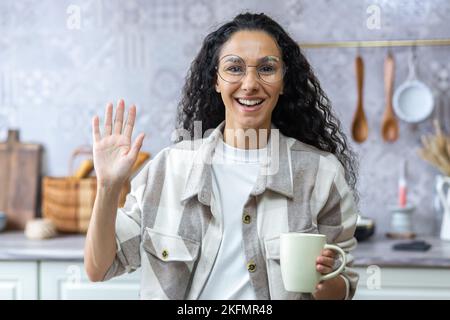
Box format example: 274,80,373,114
0,261,38,300
39,261,141,300
354,267,450,300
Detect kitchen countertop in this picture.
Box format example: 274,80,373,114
352,236,450,268
1,231,450,267
0,231,85,261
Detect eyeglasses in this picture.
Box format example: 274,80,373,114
216,55,285,84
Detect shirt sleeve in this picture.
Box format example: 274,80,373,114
316,161,359,300
102,163,149,281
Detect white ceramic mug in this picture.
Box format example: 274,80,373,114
280,233,346,293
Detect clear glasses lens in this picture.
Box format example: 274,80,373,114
217,55,284,84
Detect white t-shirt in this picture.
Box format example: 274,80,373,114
198,138,267,300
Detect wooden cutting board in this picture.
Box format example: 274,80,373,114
0,129,42,229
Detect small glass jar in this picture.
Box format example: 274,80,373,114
387,205,416,238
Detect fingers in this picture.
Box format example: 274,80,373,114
316,249,336,274
123,105,136,139
128,133,146,161
113,99,125,135
316,255,335,268
101,99,138,139
322,249,336,258
104,103,113,135
92,115,100,143
316,263,333,274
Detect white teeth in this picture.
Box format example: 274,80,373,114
237,98,263,106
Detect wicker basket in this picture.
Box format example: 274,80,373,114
41,147,147,233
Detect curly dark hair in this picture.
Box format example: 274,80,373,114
176,12,359,201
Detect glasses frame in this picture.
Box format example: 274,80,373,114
215,54,286,85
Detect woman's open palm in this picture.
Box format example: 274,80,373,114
92,99,145,188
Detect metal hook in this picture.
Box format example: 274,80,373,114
356,42,361,57
386,40,394,56
407,45,417,81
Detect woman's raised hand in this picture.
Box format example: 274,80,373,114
92,99,145,189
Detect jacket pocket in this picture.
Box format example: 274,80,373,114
143,227,200,262
142,227,200,299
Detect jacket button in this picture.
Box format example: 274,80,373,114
243,213,251,224
247,261,256,273
162,249,169,260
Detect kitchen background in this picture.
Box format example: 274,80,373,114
0,0,450,237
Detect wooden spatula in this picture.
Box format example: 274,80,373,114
381,52,399,142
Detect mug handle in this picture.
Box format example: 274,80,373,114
320,244,347,281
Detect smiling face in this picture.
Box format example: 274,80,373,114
215,30,284,134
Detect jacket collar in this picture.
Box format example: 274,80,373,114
180,120,294,206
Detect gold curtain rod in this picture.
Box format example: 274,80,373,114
299,39,450,48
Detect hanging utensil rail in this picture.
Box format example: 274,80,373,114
299,39,450,49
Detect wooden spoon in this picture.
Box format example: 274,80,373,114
381,52,399,142
351,55,368,143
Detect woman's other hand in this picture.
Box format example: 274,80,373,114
313,249,347,299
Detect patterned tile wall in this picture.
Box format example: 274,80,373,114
0,0,449,236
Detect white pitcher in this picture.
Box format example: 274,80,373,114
435,175,450,241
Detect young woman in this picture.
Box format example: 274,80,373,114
85,12,359,300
